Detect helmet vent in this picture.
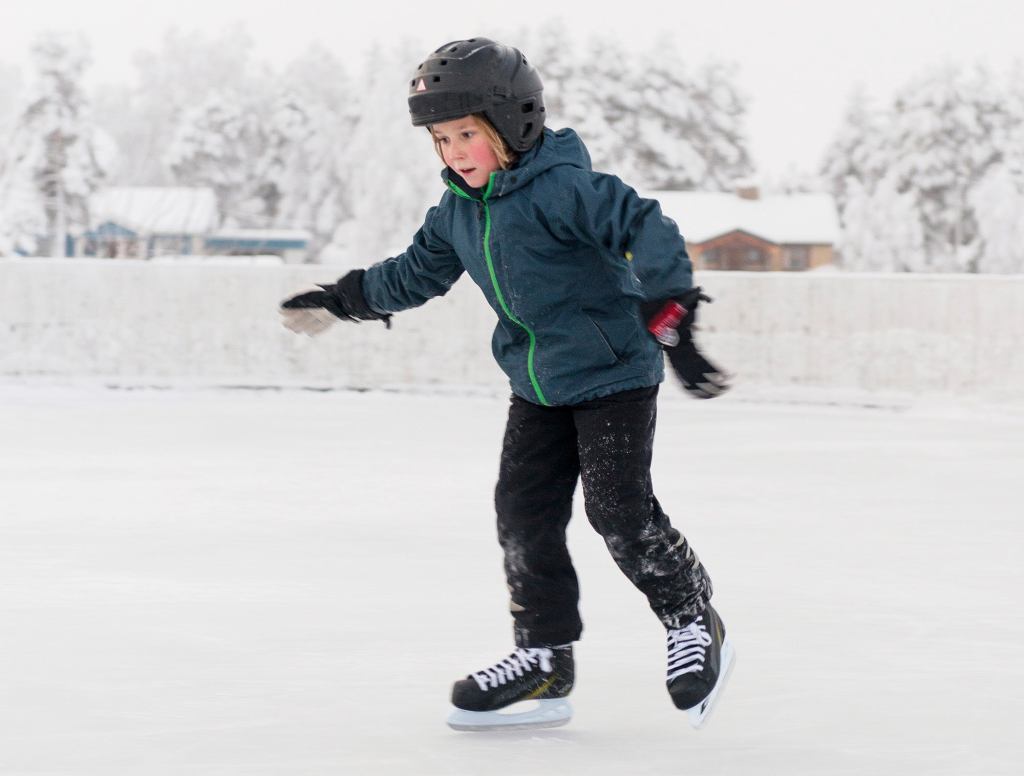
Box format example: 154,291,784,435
522,101,534,113
449,46,459,52
521,122,533,138
433,76,441,82
440,60,448,66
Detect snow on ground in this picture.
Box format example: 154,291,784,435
1,384,1021,775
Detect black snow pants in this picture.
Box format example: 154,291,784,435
494,385,713,647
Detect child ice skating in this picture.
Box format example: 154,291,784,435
280,38,734,731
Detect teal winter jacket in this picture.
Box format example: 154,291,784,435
361,128,694,406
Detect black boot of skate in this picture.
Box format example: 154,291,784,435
447,645,574,731
666,605,735,728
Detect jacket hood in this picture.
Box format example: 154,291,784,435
442,127,592,199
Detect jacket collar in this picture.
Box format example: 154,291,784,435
444,169,484,200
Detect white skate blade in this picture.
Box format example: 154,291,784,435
447,698,573,732
687,639,735,729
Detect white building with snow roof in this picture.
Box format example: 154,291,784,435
75,187,219,259
648,187,840,272
74,187,310,263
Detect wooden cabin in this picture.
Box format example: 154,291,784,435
649,188,839,272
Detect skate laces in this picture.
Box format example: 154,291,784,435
471,647,554,692
666,615,713,682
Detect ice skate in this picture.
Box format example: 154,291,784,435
666,605,735,729
446,645,574,731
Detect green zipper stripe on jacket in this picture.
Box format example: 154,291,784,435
448,177,549,406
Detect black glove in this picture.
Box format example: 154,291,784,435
280,269,391,336
644,287,730,400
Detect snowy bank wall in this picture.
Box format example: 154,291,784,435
2,259,1022,400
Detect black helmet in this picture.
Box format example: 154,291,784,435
408,38,545,152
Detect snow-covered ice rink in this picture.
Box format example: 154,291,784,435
2,384,1021,775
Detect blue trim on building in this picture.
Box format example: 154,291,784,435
71,220,308,259
203,237,308,250
89,221,139,239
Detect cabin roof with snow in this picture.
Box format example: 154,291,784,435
646,191,840,246
88,187,219,235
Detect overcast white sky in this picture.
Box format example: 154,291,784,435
3,0,1022,179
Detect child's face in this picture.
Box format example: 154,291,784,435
431,116,502,189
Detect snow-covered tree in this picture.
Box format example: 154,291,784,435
554,33,751,190
969,163,1024,274
0,158,45,256
95,25,266,186
631,45,707,189
164,91,270,227
267,47,358,260
820,86,885,214
0,31,105,256
633,45,752,190
559,35,640,177
327,39,440,267
0,64,30,255
884,64,1007,272
838,176,926,271
969,67,1024,274
825,63,1018,273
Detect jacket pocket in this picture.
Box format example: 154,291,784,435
582,311,626,366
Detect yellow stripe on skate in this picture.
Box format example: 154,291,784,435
525,677,556,700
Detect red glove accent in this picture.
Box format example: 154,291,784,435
646,300,688,347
